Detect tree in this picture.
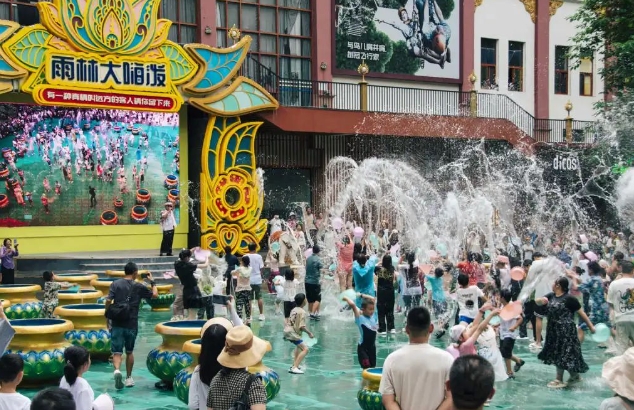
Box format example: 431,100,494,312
384,40,422,74
569,0,634,96
335,21,394,73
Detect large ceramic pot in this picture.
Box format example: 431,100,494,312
5,319,74,385
54,273,98,290
54,304,110,360
105,269,150,278
146,283,174,312
358,368,384,410
90,278,118,296
248,358,281,402
0,284,42,319
173,339,201,404
146,320,205,387
58,290,103,307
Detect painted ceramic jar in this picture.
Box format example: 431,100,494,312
0,284,42,319
57,289,103,306
146,320,205,386
90,277,118,300
173,338,201,404
358,368,384,410
145,283,175,312
54,273,98,290
5,319,74,385
54,304,110,360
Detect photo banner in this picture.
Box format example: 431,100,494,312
334,0,460,81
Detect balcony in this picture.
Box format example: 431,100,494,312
243,57,596,145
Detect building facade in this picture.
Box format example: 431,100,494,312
1,0,601,243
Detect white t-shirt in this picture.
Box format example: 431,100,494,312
607,277,634,323
0,393,30,410
379,343,454,410
247,253,264,285
188,365,209,410
59,376,94,410
499,315,519,340
456,286,483,319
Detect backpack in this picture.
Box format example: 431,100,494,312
105,282,135,322
228,375,258,410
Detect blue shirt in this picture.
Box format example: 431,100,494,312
426,275,446,302
355,314,378,345
305,255,323,285
353,256,378,307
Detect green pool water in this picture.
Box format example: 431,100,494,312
20,296,613,410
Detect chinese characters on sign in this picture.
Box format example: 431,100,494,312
345,42,386,61
47,52,169,91
36,87,176,111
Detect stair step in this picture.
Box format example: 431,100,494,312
80,262,175,272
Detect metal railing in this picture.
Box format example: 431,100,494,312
242,56,596,144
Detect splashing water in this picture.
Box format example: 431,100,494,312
320,140,611,262
616,168,634,230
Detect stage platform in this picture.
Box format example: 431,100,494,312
15,250,179,286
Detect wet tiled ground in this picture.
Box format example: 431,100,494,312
20,294,613,410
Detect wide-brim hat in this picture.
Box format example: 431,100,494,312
602,347,634,401
201,317,233,338
164,202,174,207
217,325,269,369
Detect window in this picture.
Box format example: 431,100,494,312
508,41,524,92
160,0,198,44
555,46,569,95
579,54,593,96
480,38,497,90
216,0,312,80
0,0,40,25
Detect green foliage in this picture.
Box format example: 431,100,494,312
335,21,394,73
381,0,408,8
384,40,421,74
569,0,634,96
436,0,455,19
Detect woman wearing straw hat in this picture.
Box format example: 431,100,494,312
206,325,268,410
600,347,634,410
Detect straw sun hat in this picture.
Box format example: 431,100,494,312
602,347,634,401
217,325,269,369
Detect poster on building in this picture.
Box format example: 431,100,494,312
0,104,181,226
334,0,460,80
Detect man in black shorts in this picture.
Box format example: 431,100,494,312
106,262,158,389
305,245,323,320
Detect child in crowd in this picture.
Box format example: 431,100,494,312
265,249,280,294
456,273,484,325
42,271,71,318
282,267,298,318
447,307,499,359
344,293,378,369
283,293,313,375
59,346,95,410
232,255,253,325
273,274,284,315
30,388,75,410
0,354,30,410
499,290,525,379
426,267,449,338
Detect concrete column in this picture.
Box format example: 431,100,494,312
534,0,550,120
460,0,476,92
314,0,333,81
199,0,217,47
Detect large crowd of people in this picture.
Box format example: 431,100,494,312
0,105,178,225
0,209,633,410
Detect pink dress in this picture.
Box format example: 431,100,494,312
446,339,477,359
